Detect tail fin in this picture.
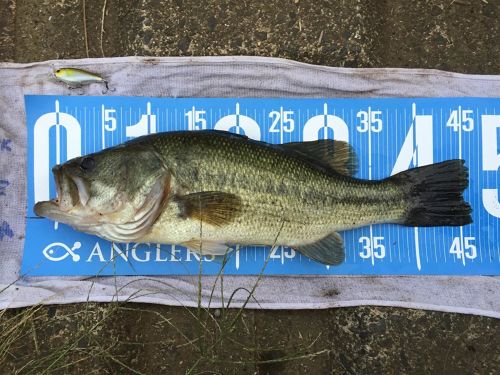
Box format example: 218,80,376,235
391,160,472,227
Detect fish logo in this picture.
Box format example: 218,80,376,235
42,241,81,262
33,100,81,204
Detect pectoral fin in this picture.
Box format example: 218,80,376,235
295,232,345,265
178,191,242,227
281,140,358,176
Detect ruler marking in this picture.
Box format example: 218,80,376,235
23,97,500,275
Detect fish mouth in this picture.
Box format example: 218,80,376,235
34,167,90,222
34,200,74,223
70,175,90,206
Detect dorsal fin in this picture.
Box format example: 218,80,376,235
206,129,249,141
280,140,358,176
204,131,357,176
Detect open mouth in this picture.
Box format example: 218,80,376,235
34,168,90,220
70,175,90,206
53,168,80,211
52,167,64,205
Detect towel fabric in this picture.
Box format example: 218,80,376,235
0,56,498,318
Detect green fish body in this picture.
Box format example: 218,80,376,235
34,130,471,265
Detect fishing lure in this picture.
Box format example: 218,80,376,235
53,68,112,92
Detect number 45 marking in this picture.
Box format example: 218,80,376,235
446,108,474,132
449,236,477,266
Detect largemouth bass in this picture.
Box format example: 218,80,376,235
34,130,472,265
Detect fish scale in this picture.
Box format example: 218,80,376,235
139,131,410,247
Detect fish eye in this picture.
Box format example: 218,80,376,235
80,157,95,171
55,69,61,73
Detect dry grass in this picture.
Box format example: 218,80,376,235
0,222,330,373
0,300,331,374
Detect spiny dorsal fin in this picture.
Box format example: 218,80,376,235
208,129,249,141
178,191,242,227
295,232,345,265
281,140,358,176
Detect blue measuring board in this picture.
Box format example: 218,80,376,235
22,95,500,276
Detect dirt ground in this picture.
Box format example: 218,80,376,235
0,0,499,374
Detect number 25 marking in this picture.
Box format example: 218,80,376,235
269,109,294,133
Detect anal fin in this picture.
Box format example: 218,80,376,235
295,232,345,265
182,239,233,256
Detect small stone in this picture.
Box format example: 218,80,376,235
143,31,153,45
255,31,267,41
177,36,191,53
208,16,217,32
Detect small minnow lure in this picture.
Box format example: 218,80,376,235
53,68,111,92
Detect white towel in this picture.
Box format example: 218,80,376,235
0,56,498,318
